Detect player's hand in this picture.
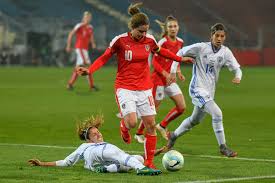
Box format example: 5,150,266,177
181,56,194,63
28,159,42,166
177,72,185,82
232,78,241,84
66,46,72,53
76,66,89,76
165,73,176,85
92,43,96,49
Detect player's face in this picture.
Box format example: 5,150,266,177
211,30,226,48
131,24,149,41
88,127,103,143
83,15,92,25
167,21,179,38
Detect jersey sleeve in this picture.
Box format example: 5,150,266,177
224,48,242,79
170,43,203,73
152,54,164,74
55,146,83,167
88,48,113,73
224,48,240,71
73,23,83,31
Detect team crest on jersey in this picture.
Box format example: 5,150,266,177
122,103,126,109
217,56,223,63
158,93,162,98
145,45,150,52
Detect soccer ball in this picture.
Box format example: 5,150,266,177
162,150,184,171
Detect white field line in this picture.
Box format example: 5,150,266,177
1,143,275,163
177,175,275,183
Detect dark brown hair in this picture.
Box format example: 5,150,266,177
128,2,150,29
155,15,178,38
211,23,226,35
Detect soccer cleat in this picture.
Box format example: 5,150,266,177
90,85,99,91
167,131,177,149
116,113,123,119
66,84,74,91
154,146,169,156
94,165,108,173
156,124,168,140
120,120,131,144
136,167,162,176
220,144,238,157
134,134,145,143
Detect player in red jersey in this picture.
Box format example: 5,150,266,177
66,11,97,91
77,3,193,169
135,16,187,142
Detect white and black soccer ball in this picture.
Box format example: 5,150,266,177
162,150,184,171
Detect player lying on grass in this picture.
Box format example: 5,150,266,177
28,114,161,176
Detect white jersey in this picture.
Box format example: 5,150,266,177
55,142,144,172
171,42,242,107
55,142,108,170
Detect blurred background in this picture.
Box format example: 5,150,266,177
0,0,274,67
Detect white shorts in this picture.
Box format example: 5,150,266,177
75,49,91,66
154,83,182,101
116,88,156,117
189,88,213,108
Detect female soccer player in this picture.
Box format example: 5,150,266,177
135,16,187,142
28,114,161,176
165,23,242,157
77,3,193,169
66,11,97,91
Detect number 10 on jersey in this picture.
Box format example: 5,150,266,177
125,50,132,61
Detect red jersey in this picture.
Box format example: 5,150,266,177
151,36,184,86
74,23,94,50
109,32,159,90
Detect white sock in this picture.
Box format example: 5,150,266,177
174,117,193,137
125,156,145,170
212,117,226,145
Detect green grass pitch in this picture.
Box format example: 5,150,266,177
0,66,275,182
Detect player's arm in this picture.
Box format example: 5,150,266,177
66,29,77,53
90,30,96,49
170,43,202,74
152,55,175,85
176,64,185,81
154,47,194,63
76,48,113,76
224,48,242,84
28,150,81,167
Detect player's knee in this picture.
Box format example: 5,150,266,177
212,109,223,122
127,120,137,129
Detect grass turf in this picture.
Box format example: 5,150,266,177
0,66,275,182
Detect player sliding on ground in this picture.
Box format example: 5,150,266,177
158,23,242,157
28,114,162,176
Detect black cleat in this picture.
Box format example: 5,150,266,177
220,144,238,157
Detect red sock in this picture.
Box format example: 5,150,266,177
160,107,185,128
144,134,157,166
136,121,145,135
68,70,78,85
87,74,94,88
